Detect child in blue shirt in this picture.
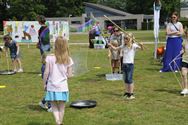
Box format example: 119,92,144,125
3,34,23,72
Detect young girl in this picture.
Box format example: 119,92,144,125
3,34,23,72
180,28,188,95
108,40,120,73
43,36,73,125
109,32,143,99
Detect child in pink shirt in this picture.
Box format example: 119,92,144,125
43,36,73,125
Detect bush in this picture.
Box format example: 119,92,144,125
180,17,188,27
180,21,188,28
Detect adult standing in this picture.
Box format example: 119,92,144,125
160,12,184,72
37,15,50,55
110,27,125,73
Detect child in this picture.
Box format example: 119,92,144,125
3,34,23,72
180,28,188,95
43,36,73,125
108,32,143,99
39,53,52,112
37,15,50,55
108,40,120,73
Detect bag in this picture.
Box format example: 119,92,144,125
172,23,179,31
39,27,50,45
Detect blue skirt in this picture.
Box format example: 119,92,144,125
161,37,182,72
45,91,69,102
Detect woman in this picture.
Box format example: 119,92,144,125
160,12,184,72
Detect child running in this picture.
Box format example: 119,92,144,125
43,36,73,125
3,34,23,72
108,32,143,99
108,40,120,73
180,28,188,95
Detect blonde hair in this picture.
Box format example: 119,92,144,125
125,32,135,48
111,40,118,47
55,36,70,64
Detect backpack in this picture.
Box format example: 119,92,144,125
39,27,50,45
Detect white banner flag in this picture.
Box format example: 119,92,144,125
153,2,161,38
153,0,161,59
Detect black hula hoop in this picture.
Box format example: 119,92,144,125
70,100,97,109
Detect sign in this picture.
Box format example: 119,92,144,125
3,21,69,43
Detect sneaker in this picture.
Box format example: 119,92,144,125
39,101,47,109
17,68,23,73
159,70,163,73
13,69,17,72
126,95,135,100
47,107,52,112
180,89,188,95
123,92,129,97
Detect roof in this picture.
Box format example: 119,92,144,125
83,2,132,16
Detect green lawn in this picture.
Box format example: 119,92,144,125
69,30,167,43
0,31,188,125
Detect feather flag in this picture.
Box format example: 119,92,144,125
153,0,161,59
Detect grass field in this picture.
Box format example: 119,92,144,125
0,31,188,125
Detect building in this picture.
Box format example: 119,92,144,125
181,0,188,18
46,2,154,31
83,2,153,30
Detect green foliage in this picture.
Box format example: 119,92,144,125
7,0,46,20
160,0,181,21
41,0,84,17
180,17,188,28
98,0,126,11
99,0,181,24
126,0,153,14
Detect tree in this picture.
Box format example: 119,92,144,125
98,0,127,12
126,0,153,14
7,0,46,20
0,0,9,30
160,0,181,20
42,0,84,17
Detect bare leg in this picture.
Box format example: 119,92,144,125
129,83,134,94
182,67,188,89
12,60,17,71
16,58,22,69
51,101,61,125
58,101,65,124
125,83,128,93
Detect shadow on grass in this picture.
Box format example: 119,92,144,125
154,88,180,95
144,67,161,71
27,122,51,125
102,90,122,97
24,71,41,74
27,104,46,112
96,73,106,78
